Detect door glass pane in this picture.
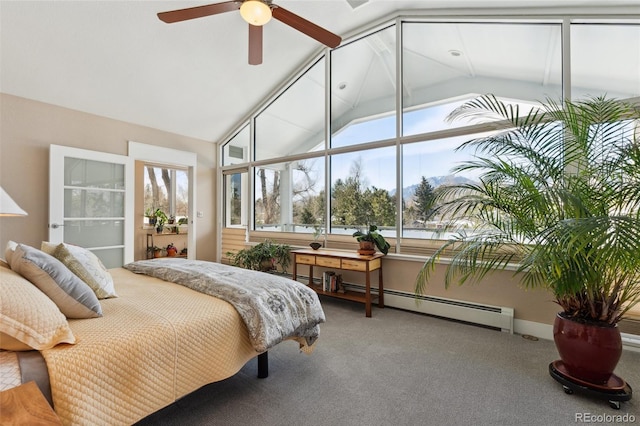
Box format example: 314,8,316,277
64,219,125,247
91,248,124,269
64,189,124,218
64,157,125,189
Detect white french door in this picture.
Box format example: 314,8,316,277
49,145,134,268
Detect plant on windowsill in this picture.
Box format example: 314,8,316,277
154,209,168,234
352,224,390,255
227,239,292,273
145,207,157,226
414,94,640,389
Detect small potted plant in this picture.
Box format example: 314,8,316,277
352,224,390,255
177,217,189,234
166,243,178,257
152,246,164,258
154,209,168,234
227,240,291,273
145,207,157,226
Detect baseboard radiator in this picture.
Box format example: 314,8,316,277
343,282,514,334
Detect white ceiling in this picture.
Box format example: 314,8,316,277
1,1,639,144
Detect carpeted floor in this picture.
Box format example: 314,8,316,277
136,296,640,426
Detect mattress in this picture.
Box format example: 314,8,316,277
40,267,259,425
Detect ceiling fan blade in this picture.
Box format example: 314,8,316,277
248,24,263,65
158,1,240,23
272,5,341,48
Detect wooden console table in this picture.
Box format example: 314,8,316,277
291,248,384,317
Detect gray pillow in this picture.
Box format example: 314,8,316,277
9,244,102,319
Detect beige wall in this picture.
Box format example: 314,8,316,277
0,93,217,261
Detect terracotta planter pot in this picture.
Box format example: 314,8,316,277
357,240,376,255
553,313,622,384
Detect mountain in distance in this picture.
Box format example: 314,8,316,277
390,175,477,199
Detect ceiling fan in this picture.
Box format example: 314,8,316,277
157,0,342,65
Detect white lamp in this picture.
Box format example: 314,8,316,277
0,186,28,216
240,0,272,26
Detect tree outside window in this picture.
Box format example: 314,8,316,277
144,165,188,223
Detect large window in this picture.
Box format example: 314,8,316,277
255,58,326,161
221,16,639,254
143,165,188,223
330,147,396,237
331,25,397,147
571,23,640,99
254,158,325,233
222,125,250,167
402,22,562,137
224,171,246,227
401,132,494,239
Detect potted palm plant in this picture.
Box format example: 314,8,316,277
415,95,640,387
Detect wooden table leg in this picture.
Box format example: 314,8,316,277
365,267,372,317
378,266,384,308
293,260,297,281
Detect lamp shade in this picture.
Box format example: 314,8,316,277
0,186,28,216
240,0,272,26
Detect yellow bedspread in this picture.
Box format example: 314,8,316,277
41,268,259,425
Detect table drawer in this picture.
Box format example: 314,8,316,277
296,254,316,265
341,259,367,271
316,257,341,268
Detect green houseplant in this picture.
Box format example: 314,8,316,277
227,239,292,273
154,209,169,233
145,207,157,226
353,224,390,255
415,95,640,385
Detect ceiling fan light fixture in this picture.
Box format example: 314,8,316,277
240,0,272,26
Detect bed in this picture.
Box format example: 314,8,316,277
0,242,325,425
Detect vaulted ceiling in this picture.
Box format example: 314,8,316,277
1,1,638,144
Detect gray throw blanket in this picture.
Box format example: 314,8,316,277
123,259,325,352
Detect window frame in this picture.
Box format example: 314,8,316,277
218,15,640,257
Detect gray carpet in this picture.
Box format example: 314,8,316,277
136,296,640,426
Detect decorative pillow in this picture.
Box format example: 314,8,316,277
40,241,58,256
9,244,102,319
51,243,117,299
4,240,18,265
0,267,76,350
